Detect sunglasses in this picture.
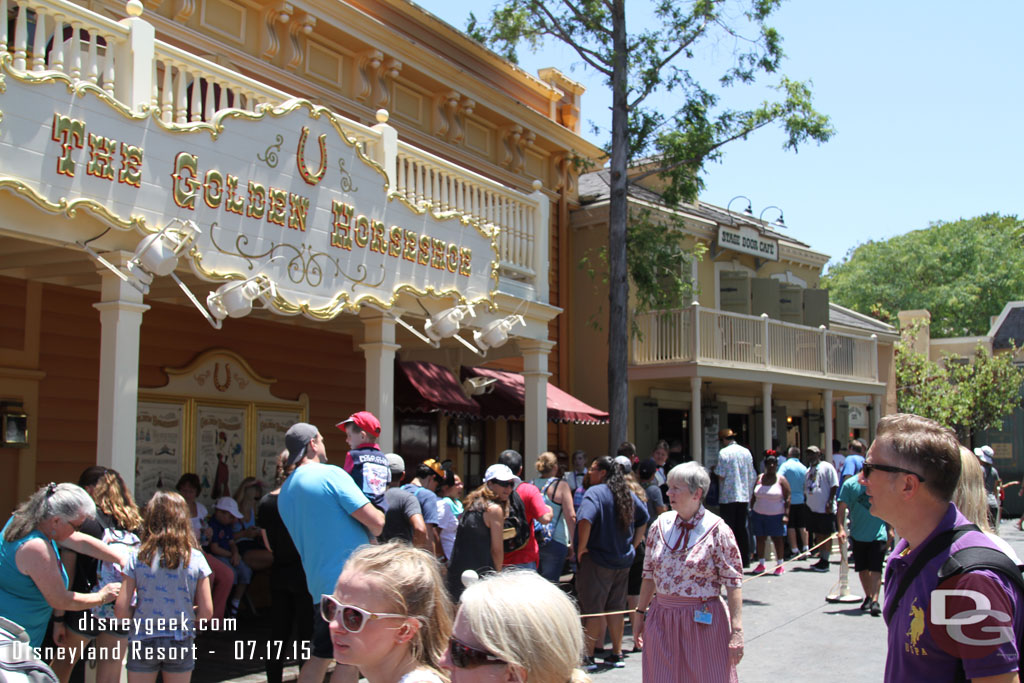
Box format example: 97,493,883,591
490,480,514,488
448,636,506,668
863,462,926,482
320,594,406,633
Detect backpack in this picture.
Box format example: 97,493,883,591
92,528,141,620
502,490,531,553
0,617,57,683
884,523,1024,682
533,478,563,547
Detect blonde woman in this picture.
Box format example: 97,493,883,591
954,446,1021,562
441,570,590,683
325,541,452,683
445,465,513,602
532,451,576,582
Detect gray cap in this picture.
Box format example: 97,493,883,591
285,423,319,466
614,455,633,473
386,453,405,475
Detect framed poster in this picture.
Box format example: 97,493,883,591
195,403,247,507
256,408,304,490
703,412,721,469
135,401,185,506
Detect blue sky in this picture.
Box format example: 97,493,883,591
415,0,1024,268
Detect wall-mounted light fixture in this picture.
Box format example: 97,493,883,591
1,402,29,448
473,315,525,353
758,206,786,231
206,276,277,326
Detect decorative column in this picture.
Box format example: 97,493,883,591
520,339,554,477
360,313,399,452
762,382,773,453
93,252,149,493
690,376,702,465
871,394,883,443
823,389,834,460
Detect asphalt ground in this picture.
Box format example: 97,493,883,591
588,519,1024,682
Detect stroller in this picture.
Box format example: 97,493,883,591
0,617,57,683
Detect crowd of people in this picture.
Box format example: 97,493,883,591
1,410,1022,683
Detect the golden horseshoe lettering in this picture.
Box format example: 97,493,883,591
296,127,328,186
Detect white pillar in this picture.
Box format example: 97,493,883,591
823,389,834,460
690,377,702,465
360,313,399,452
520,339,554,477
762,382,772,453
871,393,883,443
93,252,149,493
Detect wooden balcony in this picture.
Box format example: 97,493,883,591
0,0,548,300
632,304,879,382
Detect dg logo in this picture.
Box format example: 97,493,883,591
928,572,1016,659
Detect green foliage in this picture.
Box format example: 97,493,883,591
823,213,1024,337
895,322,1024,440
578,211,706,331
467,0,834,191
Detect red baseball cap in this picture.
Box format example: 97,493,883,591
336,411,381,439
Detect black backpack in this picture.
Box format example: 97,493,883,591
884,523,1024,682
502,489,531,553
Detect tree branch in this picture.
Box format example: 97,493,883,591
533,3,613,75
558,0,612,37
627,117,776,185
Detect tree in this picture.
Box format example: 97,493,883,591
895,323,1024,442
823,213,1024,337
469,0,833,454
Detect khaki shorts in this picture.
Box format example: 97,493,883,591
576,554,629,616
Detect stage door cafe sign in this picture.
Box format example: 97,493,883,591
0,66,499,319
717,225,779,261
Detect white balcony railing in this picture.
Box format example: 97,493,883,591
0,0,548,299
632,304,879,382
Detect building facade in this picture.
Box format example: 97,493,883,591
568,170,898,466
0,0,605,512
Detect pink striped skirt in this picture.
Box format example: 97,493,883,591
641,594,737,683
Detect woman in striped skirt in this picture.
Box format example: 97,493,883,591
634,462,744,682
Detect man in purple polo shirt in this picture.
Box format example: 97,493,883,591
864,413,1024,683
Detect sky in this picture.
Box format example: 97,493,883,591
414,0,1024,269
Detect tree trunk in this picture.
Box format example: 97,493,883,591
607,0,629,456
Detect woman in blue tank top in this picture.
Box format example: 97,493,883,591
0,482,124,647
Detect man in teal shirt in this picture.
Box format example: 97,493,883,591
836,475,888,616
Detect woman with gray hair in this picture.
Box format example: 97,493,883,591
0,482,123,647
634,462,744,683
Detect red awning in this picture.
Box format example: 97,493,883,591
395,361,481,417
461,366,610,425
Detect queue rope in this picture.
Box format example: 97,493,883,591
741,532,838,584
575,532,840,618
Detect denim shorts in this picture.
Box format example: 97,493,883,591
125,636,196,673
750,512,786,537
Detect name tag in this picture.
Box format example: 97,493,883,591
694,608,713,625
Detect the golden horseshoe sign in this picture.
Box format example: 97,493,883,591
296,126,328,185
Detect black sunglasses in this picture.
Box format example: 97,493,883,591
863,462,925,482
448,636,505,668
490,480,514,488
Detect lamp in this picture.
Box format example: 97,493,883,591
758,206,786,230
425,305,475,343
1,403,28,448
206,276,277,325
77,218,198,295
473,315,525,353
125,219,199,289
726,196,753,218
462,376,497,396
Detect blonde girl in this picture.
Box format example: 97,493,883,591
324,541,453,683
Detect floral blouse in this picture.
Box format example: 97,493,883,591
642,508,743,599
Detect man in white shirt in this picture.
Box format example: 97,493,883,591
803,445,839,572
716,429,756,568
